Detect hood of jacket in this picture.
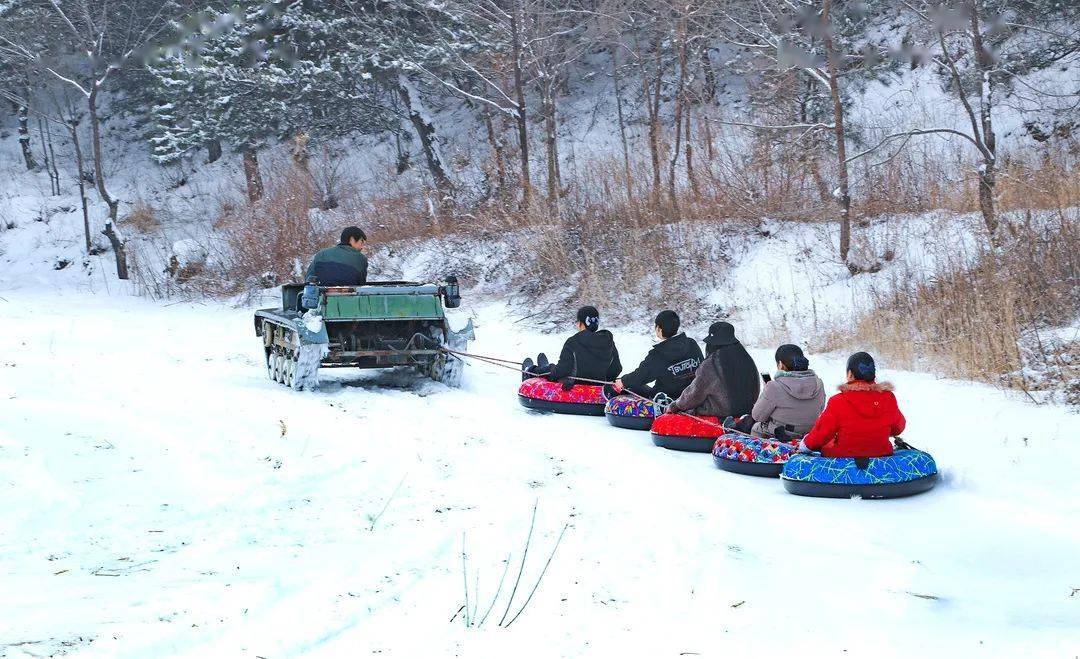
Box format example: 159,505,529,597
575,329,615,359
773,369,825,401
837,380,896,418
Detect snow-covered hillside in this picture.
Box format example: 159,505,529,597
2,6,1078,654
1,285,1078,658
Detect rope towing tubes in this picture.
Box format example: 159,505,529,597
437,346,762,440
438,347,938,496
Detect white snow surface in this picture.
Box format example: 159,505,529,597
1,288,1078,658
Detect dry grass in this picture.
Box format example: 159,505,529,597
122,198,161,232
826,208,1079,395
131,130,1079,401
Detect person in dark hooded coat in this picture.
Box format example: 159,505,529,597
614,310,703,399
668,321,760,417
523,306,621,390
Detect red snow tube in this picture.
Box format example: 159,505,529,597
650,413,722,452
518,377,607,416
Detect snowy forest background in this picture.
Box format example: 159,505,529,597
0,0,1077,402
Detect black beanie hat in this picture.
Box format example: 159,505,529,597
577,305,600,332
654,310,680,338
704,321,738,347
775,344,810,371
846,351,876,382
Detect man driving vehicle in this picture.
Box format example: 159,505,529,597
306,226,368,285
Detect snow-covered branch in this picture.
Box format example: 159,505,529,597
845,128,990,164
45,67,90,97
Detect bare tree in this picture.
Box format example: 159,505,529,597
411,0,538,210
521,1,588,214
16,0,177,279
716,0,896,263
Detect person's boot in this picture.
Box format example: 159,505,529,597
522,358,535,382
537,353,550,371
734,415,756,434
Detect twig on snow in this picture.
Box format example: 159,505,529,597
449,604,465,623
499,500,538,626
367,474,408,532
478,553,513,627
462,532,470,627
504,519,570,627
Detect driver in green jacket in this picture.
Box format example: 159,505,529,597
306,226,369,285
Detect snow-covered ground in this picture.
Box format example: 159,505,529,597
1,287,1078,658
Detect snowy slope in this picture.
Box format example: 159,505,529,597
1,289,1077,658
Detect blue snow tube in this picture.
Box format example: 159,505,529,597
781,449,939,499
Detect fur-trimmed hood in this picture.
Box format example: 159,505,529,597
838,380,894,393
834,380,897,420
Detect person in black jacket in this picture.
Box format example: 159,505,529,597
614,310,703,400
523,306,622,390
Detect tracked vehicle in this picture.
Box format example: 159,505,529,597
254,278,472,390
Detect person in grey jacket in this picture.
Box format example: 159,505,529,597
745,344,826,438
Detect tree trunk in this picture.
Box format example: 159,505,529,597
639,37,664,208
206,138,222,164
700,49,717,102
685,106,698,198
510,2,531,210
482,106,506,192
242,148,265,203
977,164,997,236
667,96,683,219
69,120,92,254
397,76,454,196
17,103,36,170
611,44,634,204
667,19,688,219
823,0,852,264
809,157,832,205
542,83,560,209
88,84,128,280
968,2,998,236
46,120,61,195
38,117,59,195
702,113,714,163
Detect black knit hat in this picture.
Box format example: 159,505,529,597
577,305,600,332
654,310,680,338
846,351,876,382
703,321,738,347
775,344,810,371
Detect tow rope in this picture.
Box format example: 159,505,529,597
438,346,768,441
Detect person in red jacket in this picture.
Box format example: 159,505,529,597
798,352,906,458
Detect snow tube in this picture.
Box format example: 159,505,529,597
650,413,721,452
781,449,939,499
604,395,659,430
517,377,606,416
712,435,800,477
